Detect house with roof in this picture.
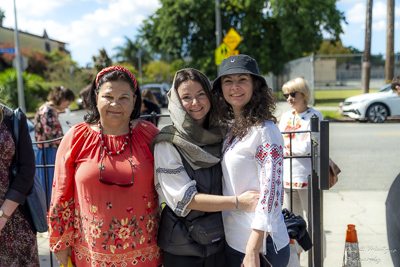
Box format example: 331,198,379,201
0,25,68,54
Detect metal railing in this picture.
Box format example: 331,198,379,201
282,115,330,267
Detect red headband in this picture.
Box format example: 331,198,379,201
95,66,137,91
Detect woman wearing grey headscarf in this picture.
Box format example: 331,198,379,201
152,68,259,267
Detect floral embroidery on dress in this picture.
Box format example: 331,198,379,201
49,198,75,235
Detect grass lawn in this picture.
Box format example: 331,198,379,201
314,89,378,107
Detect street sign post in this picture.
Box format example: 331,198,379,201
215,43,231,66
215,28,242,66
0,48,15,54
223,28,242,50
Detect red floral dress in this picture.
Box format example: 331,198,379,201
48,121,162,267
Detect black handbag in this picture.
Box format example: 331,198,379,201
186,211,225,245
12,108,48,233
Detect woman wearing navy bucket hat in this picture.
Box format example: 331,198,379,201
213,55,290,267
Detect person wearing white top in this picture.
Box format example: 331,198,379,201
278,77,324,258
213,55,290,267
152,68,260,267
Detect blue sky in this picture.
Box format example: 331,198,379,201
1,0,399,68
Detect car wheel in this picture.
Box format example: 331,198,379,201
366,103,388,123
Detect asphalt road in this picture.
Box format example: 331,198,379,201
59,107,400,192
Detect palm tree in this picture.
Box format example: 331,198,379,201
113,36,153,68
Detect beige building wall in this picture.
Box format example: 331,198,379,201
315,58,336,86
0,27,66,53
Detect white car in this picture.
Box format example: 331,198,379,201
341,84,400,123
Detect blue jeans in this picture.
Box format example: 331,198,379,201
225,236,290,267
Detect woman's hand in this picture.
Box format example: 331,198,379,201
237,191,260,212
54,247,72,267
242,246,260,267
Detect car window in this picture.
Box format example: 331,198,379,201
378,84,391,92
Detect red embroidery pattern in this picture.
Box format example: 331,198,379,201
256,143,283,213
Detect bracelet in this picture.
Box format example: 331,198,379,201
235,196,239,209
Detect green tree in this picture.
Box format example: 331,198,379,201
0,69,49,112
143,61,173,84
113,37,153,69
92,48,113,72
316,40,352,55
0,8,5,26
140,0,345,77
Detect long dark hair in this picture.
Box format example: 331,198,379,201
84,70,142,124
213,75,277,140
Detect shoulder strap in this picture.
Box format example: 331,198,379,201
12,108,21,176
13,108,20,144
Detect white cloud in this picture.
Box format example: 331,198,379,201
346,3,365,24
337,0,364,4
372,20,386,32
373,1,387,20
1,0,160,47
111,36,124,45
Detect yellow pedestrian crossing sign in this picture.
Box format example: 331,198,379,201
215,43,231,66
223,28,242,50
215,28,242,66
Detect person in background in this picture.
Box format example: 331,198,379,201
0,104,39,266
213,55,290,267
152,68,259,267
278,77,323,258
79,84,92,110
386,75,400,267
48,66,162,267
390,76,400,97
33,86,75,200
141,88,161,126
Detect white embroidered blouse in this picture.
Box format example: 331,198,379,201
278,107,323,189
221,120,289,254
153,141,197,217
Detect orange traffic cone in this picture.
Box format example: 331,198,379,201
286,239,300,267
342,224,361,267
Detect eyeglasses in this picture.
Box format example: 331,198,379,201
283,92,298,99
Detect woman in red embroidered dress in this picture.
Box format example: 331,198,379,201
48,66,162,267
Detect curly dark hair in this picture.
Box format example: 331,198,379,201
174,68,215,128
84,70,142,124
391,76,400,90
47,86,75,106
213,75,277,140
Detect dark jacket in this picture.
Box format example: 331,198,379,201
2,105,36,231
157,150,225,258
141,99,161,126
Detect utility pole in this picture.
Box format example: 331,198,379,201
362,0,373,94
13,0,26,111
215,0,222,75
137,48,143,83
385,0,394,83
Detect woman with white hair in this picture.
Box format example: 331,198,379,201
278,77,323,257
